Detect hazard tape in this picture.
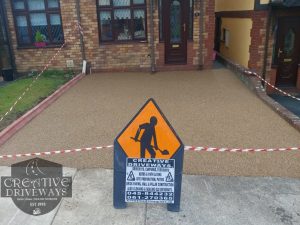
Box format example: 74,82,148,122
0,22,84,123
243,69,300,102
0,145,299,160
184,146,300,152
0,145,113,159
222,57,300,101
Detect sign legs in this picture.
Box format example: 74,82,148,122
167,173,182,212
167,146,184,212
113,140,127,209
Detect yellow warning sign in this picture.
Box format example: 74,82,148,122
117,99,181,159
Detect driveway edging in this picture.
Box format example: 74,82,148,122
0,73,85,147
217,54,300,133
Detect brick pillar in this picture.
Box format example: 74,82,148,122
248,11,268,73
203,0,215,69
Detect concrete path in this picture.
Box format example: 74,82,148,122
0,69,300,177
1,167,300,225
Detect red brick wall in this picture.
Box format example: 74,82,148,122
5,0,214,73
266,68,277,93
80,0,151,72
248,11,268,72
265,18,278,94
203,0,215,69
5,0,82,73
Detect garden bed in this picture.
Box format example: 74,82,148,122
0,70,74,131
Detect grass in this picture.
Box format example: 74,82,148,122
0,70,74,131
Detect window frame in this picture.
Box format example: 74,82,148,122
97,0,148,43
220,28,230,48
11,0,64,48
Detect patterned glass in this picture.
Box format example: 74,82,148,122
189,0,193,39
284,29,295,57
114,9,131,40
113,0,130,6
99,0,110,6
170,0,181,43
114,9,130,19
159,0,163,40
133,10,145,39
98,0,146,41
133,0,145,4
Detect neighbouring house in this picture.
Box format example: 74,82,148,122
215,0,300,92
1,0,215,75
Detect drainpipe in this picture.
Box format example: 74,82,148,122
1,0,16,72
75,0,86,61
198,0,204,69
149,0,156,73
262,6,272,84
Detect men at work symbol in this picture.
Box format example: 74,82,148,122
131,116,169,158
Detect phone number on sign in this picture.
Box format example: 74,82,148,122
126,191,174,201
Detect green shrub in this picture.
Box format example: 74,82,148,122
35,31,45,43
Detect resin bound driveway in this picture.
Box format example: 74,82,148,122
0,69,300,177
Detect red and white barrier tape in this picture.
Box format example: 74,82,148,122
0,145,113,159
184,146,300,152
243,69,300,102
0,22,84,123
0,145,299,160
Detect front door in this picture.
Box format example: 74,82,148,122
163,0,188,64
276,17,300,86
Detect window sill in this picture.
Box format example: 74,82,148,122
17,44,64,50
159,40,194,43
99,40,148,45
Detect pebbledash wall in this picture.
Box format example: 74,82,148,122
4,0,215,74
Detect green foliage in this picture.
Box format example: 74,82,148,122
34,31,45,43
0,70,73,131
